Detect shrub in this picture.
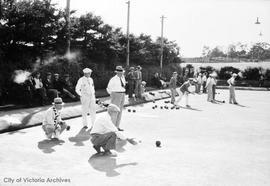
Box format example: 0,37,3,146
243,67,260,80
265,69,270,80
219,66,240,79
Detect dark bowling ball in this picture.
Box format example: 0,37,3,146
128,109,131,112
156,141,161,147
160,106,163,109
133,110,136,113
223,100,225,103
152,106,155,109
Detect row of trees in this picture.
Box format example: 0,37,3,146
0,0,182,89
202,42,270,61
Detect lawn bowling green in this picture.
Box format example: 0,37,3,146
0,90,270,186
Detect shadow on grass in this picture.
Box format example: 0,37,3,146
68,128,91,146
37,139,65,153
115,139,127,153
88,154,137,177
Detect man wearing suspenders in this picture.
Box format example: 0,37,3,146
42,97,70,140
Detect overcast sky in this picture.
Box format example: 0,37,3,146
53,0,270,57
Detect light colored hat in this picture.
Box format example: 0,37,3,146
54,73,59,76
52,97,64,105
173,72,178,75
188,78,194,81
232,73,237,77
83,68,92,73
136,65,142,70
141,81,146,85
129,67,135,71
115,66,124,72
107,104,120,112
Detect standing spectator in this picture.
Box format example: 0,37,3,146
134,66,142,99
126,67,136,99
227,73,238,104
202,72,207,93
75,68,96,129
259,74,265,87
43,72,58,101
32,72,47,106
62,74,77,100
212,74,217,100
205,73,214,102
106,66,126,131
169,72,178,104
196,73,202,94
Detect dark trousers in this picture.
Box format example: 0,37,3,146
203,82,207,93
128,81,135,98
34,88,47,105
212,85,216,100
91,132,117,151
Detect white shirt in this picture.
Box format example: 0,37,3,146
197,76,202,84
42,107,63,126
75,76,95,97
227,77,235,86
202,75,207,82
34,78,43,89
90,113,126,140
106,75,126,94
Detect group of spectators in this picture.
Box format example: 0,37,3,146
24,72,77,107
125,66,143,99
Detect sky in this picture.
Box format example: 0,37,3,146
52,0,270,57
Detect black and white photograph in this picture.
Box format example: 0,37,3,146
0,0,270,185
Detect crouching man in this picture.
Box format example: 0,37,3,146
42,97,70,140
90,104,137,155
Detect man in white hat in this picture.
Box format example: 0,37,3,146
90,104,137,155
42,97,70,140
106,66,126,131
227,73,238,104
75,68,96,129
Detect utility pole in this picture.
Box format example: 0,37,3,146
160,15,165,73
126,1,130,67
66,0,71,54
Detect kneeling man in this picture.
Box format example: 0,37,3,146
90,104,137,155
42,97,70,140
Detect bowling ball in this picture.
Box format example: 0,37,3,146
155,141,161,147
128,109,131,112
133,110,136,113
160,106,163,109
152,106,155,109
223,100,225,103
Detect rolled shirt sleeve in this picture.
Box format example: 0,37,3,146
75,78,82,97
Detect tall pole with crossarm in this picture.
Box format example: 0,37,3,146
126,1,130,67
160,15,165,73
66,0,71,54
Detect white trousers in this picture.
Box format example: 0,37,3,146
80,95,96,127
175,90,189,105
